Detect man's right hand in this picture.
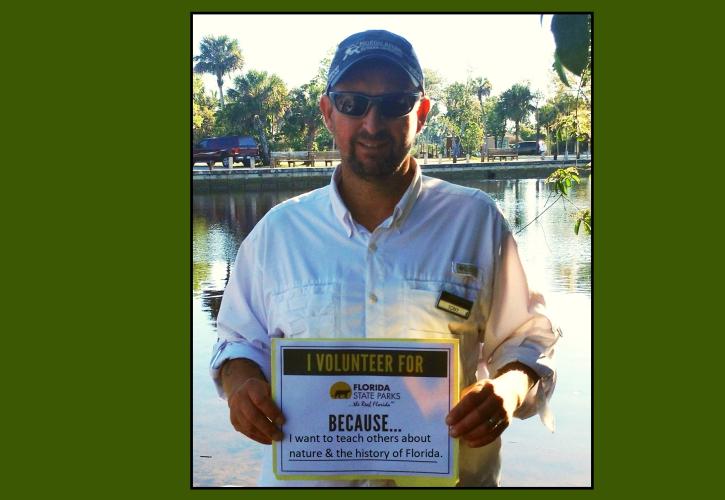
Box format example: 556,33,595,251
221,359,285,445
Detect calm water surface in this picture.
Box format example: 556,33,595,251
192,175,591,487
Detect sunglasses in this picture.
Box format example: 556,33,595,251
328,91,422,118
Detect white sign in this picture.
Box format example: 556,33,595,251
272,338,459,485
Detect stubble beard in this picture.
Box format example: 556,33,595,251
344,131,412,181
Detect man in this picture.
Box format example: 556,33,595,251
540,139,547,160
210,29,558,487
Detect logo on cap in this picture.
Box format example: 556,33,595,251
343,45,361,61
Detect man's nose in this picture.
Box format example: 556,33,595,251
360,103,386,134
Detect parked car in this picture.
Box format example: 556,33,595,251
512,141,540,155
193,136,260,168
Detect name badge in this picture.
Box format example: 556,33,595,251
436,290,473,319
452,262,479,280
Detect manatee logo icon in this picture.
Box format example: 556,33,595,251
329,381,352,399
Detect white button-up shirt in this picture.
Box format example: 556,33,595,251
211,161,558,487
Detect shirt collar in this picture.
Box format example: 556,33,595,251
382,157,422,233
328,158,423,237
329,166,355,237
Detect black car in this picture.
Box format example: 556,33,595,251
512,141,540,155
193,136,260,168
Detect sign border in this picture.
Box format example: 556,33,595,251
271,337,459,486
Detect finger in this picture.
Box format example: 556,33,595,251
248,383,285,426
246,426,273,445
464,419,509,448
238,399,284,442
460,411,508,443
230,411,272,444
230,404,277,445
446,383,493,426
449,393,502,438
228,385,283,442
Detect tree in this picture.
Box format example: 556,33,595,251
500,83,534,145
482,96,507,148
418,68,446,155
521,13,592,237
277,53,333,153
283,79,326,152
422,68,445,102
470,76,492,113
193,35,244,110
537,102,558,155
224,70,289,164
442,81,482,156
193,75,218,143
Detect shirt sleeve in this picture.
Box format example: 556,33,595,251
209,227,272,398
480,223,561,431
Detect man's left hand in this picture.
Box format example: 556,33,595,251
445,368,533,448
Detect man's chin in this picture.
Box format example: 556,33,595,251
349,159,399,180
346,150,409,180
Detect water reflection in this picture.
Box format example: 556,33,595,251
193,187,313,322
192,175,591,487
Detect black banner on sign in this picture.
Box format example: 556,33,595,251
282,348,448,377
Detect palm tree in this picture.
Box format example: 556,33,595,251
225,70,289,164
284,80,326,152
470,76,492,153
193,36,244,110
470,76,492,110
500,83,534,145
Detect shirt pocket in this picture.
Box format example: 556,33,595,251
403,280,481,337
270,283,339,338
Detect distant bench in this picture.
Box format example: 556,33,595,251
271,151,341,167
486,148,518,161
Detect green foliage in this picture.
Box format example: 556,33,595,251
500,83,534,143
192,76,217,143
422,67,445,102
281,77,326,151
470,76,492,109
482,97,507,147
193,35,244,108
541,85,590,157
515,167,590,237
546,166,580,196
461,121,483,155
574,209,591,235
551,14,591,81
418,68,447,153
440,80,483,155
223,70,289,141
519,124,536,141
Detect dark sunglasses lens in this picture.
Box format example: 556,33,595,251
381,94,418,117
334,94,368,116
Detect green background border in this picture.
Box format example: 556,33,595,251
8,1,685,498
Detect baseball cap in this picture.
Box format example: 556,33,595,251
326,30,425,93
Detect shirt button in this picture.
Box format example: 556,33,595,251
369,293,378,304
369,243,377,252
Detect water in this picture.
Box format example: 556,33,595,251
192,175,592,487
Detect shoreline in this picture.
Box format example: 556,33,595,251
192,159,592,192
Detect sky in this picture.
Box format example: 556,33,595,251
192,14,560,100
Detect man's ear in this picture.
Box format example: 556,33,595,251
320,94,334,133
416,96,431,133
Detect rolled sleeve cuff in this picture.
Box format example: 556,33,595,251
209,339,271,398
489,344,557,432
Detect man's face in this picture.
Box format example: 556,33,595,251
320,61,430,180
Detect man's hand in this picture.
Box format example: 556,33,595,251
445,363,536,448
221,358,285,445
